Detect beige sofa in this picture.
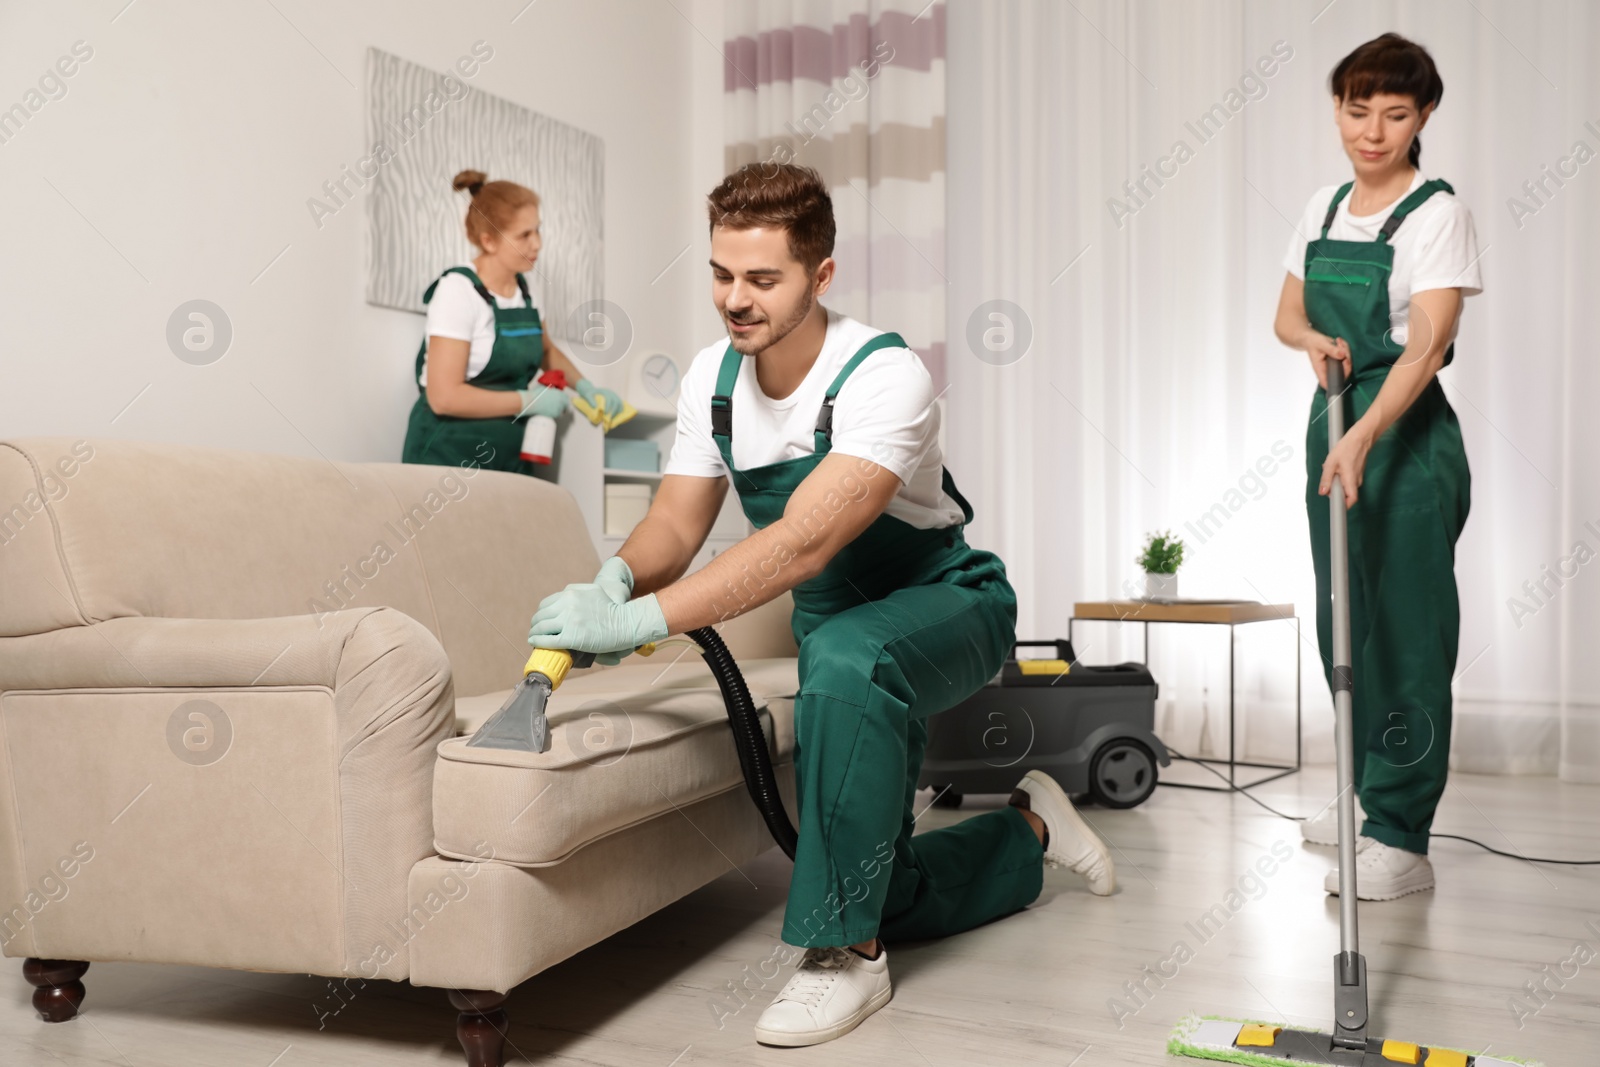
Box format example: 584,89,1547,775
0,437,799,1066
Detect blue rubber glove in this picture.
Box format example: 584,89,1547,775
528,583,668,661
594,555,635,602
574,378,626,419
516,383,568,420
591,557,636,665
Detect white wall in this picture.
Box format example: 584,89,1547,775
0,0,719,463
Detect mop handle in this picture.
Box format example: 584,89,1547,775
1325,357,1360,965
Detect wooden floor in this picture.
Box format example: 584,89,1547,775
5,765,1596,1066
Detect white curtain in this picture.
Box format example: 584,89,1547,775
946,0,1600,779
722,0,948,389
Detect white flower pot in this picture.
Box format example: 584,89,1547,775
1144,571,1178,600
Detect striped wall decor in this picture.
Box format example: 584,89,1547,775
364,46,604,329
722,2,947,389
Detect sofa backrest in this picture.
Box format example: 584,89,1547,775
0,437,600,696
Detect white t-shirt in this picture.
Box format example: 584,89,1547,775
664,308,966,530
418,269,543,386
1282,170,1483,345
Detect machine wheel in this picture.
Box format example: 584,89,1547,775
1088,739,1158,809
930,785,963,809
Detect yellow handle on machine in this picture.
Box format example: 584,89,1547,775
522,643,657,688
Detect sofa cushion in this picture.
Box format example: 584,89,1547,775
449,654,800,735
433,655,798,867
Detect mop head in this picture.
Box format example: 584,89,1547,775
1167,1014,1540,1067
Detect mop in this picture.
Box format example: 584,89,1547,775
1168,360,1536,1067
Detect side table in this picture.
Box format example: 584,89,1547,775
1069,600,1303,791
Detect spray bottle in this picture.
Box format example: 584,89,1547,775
519,369,569,465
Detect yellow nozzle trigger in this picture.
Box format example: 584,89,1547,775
525,643,656,685
523,647,575,689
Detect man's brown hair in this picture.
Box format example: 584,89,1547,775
706,163,835,273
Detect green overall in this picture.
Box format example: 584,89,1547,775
710,332,1041,949
1303,179,1471,854
402,267,545,475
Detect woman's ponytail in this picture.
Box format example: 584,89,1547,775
452,169,488,198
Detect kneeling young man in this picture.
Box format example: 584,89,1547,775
529,163,1115,1047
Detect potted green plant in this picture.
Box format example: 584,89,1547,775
1137,530,1185,600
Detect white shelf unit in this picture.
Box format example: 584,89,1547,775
533,407,749,574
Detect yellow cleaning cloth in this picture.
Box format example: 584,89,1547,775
571,393,637,432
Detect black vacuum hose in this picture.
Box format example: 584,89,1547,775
688,626,798,860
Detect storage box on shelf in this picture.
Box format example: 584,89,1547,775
604,483,651,536
603,438,660,472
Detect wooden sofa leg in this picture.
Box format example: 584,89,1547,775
448,988,509,1067
23,959,90,1022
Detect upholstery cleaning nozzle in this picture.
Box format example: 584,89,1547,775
465,644,656,753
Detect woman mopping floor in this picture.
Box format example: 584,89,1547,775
1171,32,1530,1067
1274,32,1482,900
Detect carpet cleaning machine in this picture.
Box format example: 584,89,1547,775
919,640,1170,810
1167,361,1528,1066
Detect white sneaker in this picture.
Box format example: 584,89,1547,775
1301,795,1366,846
1323,838,1434,900
1013,770,1116,896
753,944,892,1047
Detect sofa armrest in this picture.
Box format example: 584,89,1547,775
0,608,454,981
1,609,416,690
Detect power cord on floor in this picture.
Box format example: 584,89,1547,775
1163,745,1600,866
